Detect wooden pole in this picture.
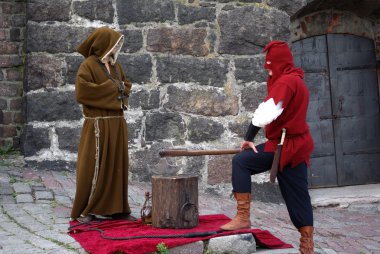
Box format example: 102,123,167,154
159,149,240,157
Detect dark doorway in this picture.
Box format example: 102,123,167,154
292,34,380,188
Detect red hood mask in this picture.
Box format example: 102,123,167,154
264,41,304,92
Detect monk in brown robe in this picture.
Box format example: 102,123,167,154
71,27,135,222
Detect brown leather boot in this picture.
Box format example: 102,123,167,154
220,192,251,230
298,226,314,254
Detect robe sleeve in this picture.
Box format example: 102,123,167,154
117,63,132,95
75,62,121,110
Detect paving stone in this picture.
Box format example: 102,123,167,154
35,199,52,204
0,172,11,183
1,163,380,253
54,195,72,206
207,233,256,254
0,195,16,204
169,240,204,254
12,182,32,193
15,193,34,203
28,235,62,250
36,230,76,245
0,185,14,195
35,191,54,200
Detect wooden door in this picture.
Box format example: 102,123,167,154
292,34,380,187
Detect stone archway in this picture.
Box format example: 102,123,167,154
289,1,380,188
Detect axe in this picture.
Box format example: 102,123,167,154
159,149,240,157
269,128,286,183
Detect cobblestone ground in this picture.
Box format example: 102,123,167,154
0,155,379,254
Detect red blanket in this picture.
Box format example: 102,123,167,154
68,214,292,254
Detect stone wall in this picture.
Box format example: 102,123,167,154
20,0,307,197
0,0,25,150
3,0,379,198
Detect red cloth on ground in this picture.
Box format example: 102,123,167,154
68,214,292,254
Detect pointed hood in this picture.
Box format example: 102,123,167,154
77,27,124,65
264,41,303,92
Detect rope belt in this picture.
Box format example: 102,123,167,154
84,116,125,202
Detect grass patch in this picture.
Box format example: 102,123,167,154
152,242,169,254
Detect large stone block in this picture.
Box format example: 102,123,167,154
0,82,22,97
11,14,26,27
129,88,159,110
207,154,233,185
266,0,307,16
1,2,25,15
129,142,174,182
235,56,267,83
0,41,19,54
204,0,260,2
21,125,50,156
156,57,228,87
145,112,185,143
218,6,290,54
0,125,17,138
251,182,283,203
127,118,142,144
10,27,23,42
188,117,225,143
0,55,23,68
207,233,256,254
147,28,209,56
182,156,205,176
0,111,12,125
228,116,251,138
26,55,66,91
178,4,216,25
121,30,143,53
27,0,71,22
65,55,83,85
163,85,239,117
117,0,175,24
56,127,81,152
118,54,152,83
25,90,82,122
27,23,94,53
0,98,6,110
241,84,267,112
130,143,201,182
73,0,114,23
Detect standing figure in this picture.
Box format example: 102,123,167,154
220,41,315,254
71,27,135,223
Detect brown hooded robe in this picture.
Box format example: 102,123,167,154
71,27,132,219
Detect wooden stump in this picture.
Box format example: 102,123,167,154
151,174,199,229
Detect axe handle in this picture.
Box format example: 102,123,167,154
159,149,241,157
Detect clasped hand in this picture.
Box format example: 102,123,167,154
118,82,125,93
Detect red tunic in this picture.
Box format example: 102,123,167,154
263,41,314,170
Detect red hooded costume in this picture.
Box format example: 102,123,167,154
262,41,314,170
